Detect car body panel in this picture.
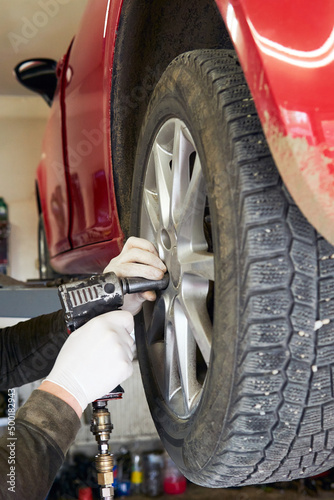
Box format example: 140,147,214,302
63,0,123,249
37,0,124,273
35,0,334,275
36,59,71,256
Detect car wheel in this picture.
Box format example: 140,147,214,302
131,50,334,487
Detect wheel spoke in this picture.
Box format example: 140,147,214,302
153,140,172,228
179,277,212,365
177,155,207,247
147,296,185,409
171,121,195,223
164,316,182,404
142,187,160,240
174,297,202,412
181,251,214,281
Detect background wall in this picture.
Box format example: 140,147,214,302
0,0,89,281
0,96,49,281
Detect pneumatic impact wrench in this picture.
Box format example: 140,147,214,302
58,271,169,500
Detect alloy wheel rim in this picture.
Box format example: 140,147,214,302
139,118,214,419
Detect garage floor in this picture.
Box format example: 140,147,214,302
132,481,334,499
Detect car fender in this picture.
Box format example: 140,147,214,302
216,0,334,244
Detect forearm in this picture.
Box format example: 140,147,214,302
0,390,80,500
38,381,82,419
0,310,68,390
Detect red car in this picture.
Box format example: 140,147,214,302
15,0,334,488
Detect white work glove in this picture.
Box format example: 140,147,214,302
104,237,166,315
45,310,134,411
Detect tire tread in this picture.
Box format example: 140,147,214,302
178,49,334,486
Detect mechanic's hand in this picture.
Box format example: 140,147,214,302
42,310,134,412
104,236,166,315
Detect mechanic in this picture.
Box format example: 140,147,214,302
0,237,166,500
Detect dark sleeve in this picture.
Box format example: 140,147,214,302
0,310,68,390
0,390,81,500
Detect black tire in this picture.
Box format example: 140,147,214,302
38,214,59,280
131,49,334,487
